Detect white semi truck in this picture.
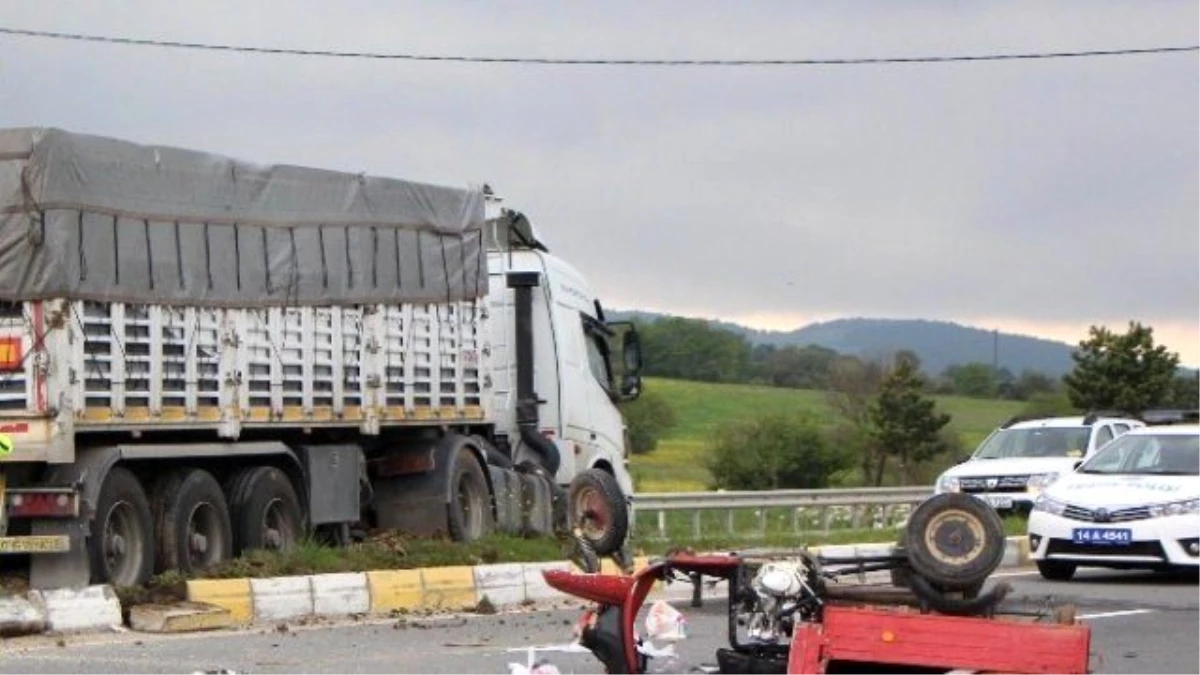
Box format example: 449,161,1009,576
0,128,642,589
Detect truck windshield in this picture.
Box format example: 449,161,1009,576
974,427,1092,459
1078,434,1200,475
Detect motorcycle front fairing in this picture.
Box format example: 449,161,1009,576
544,554,743,674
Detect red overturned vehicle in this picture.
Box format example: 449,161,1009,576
547,493,1092,674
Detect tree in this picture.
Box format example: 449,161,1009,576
1011,369,1056,400
706,413,850,490
764,344,839,389
826,355,887,485
1063,322,1180,415
619,388,677,455
1166,372,1199,409
638,317,751,383
941,362,998,398
869,359,951,485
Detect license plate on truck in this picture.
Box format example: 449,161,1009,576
0,535,71,553
1072,528,1132,545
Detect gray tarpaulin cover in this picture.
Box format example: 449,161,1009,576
0,127,487,307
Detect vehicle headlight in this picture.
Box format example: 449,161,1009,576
1148,498,1200,518
936,474,961,494
1033,493,1068,515
1027,472,1060,494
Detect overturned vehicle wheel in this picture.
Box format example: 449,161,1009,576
902,492,1006,592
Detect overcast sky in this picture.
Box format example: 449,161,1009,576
2,1,1197,364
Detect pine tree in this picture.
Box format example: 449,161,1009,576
869,359,951,485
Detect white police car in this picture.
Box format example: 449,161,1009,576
935,414,1143,514
1028,423,1199,580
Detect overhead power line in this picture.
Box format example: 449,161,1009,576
1,26,1196,67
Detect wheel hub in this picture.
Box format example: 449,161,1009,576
108,533,127,557
190,532,209,554
924,508,985,564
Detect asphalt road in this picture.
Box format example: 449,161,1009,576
1,567,1195,674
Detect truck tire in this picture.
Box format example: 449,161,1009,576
226,466,303,555
447,447,494,541
568,469,629,557
903,493,1005,591
151,468,234,574
88,467,155,587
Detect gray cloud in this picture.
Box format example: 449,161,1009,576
1,0,1196,355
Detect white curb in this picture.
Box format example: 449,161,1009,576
0,592,47,636
311,573,370,617
250,576,313,622
522,561,571,602
474,563,525,607
40,585,122,633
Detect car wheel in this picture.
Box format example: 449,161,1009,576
1037,560,1077,581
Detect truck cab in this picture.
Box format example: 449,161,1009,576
484,195,640,551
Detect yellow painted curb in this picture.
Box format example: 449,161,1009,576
421,565,476,609
367,569,422,613
129,602,234,633
186,579,253,624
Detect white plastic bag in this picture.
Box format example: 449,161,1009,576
506,661,561,675
644,600,688,641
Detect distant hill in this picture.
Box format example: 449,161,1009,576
610,311,1079,377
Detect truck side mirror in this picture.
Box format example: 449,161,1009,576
604,321,643,401
622,330,643,374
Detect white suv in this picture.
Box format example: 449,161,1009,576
934,413,1145,513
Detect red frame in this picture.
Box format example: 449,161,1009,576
790,605,1091,674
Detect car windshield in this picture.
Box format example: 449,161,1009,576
1078,433,1200,475
973,427,1092,460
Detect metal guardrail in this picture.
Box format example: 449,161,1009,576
632,486,934,540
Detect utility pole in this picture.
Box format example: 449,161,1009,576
992,328,999,376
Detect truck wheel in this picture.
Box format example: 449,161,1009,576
88,467,155,587
447,448,493,541
568,469,629,557
151,469,234,574
226,466,303,554
903,493,1005,591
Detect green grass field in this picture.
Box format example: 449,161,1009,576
630,377,1024,492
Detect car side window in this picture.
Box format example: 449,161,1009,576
1092,425,1114,450
1112,423,1129,435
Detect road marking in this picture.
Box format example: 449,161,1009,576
1077,609,1154,620
991,569,1040,578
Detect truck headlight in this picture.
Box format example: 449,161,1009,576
1033,494,1068,515
936,475,961,494
1148,498,1200,518
1027,472,1060,495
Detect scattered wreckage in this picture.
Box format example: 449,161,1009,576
546,493,1092,674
